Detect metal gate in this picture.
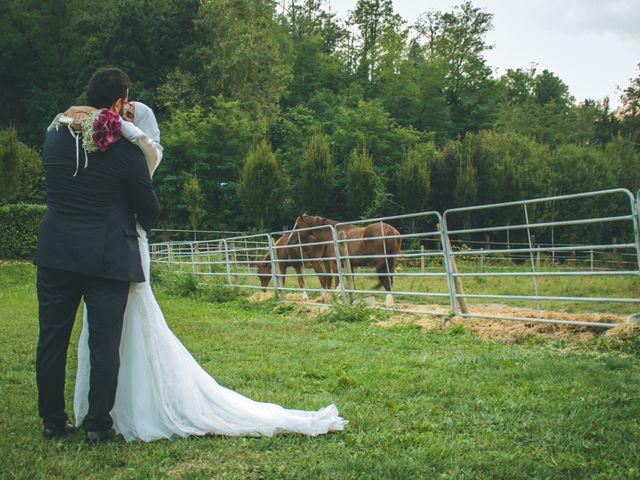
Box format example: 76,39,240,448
150,189,640,328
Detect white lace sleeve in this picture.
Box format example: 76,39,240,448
121,121,163,178
47,113,73,131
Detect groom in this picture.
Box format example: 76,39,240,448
34,67,160,442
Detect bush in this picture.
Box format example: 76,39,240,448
198,280,239,303
0,203,45,259
155,269,199,297
317,300,379,323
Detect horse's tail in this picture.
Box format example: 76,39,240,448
373,229,402,290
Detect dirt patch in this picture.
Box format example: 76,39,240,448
378,302,633,343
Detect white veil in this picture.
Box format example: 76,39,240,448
130,101,160,144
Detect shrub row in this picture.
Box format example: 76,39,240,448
0,203,45,259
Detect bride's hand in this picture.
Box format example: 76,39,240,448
64,106,97,130
64,106,97,116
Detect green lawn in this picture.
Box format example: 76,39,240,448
1,262,639,479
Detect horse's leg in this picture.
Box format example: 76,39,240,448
376,260,395,308
296,263,309,301
310,261,329,303
279,264,287,299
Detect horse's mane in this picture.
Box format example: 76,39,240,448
303,214,337,226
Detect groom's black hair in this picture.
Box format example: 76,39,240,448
86,67,132,109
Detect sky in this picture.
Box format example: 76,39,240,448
327,0,640,108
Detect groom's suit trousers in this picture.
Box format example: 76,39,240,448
36,266,129,431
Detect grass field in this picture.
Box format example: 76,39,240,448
1,262,640,479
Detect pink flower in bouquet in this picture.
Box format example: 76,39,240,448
92,108,122,152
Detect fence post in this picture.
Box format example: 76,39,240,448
223,239,232,287
337,230,355,304
523,205,540,309
590,249,594,272
420,245,425,272
329,226,347,304
634,189,640,274
267,235,284,300
230,247,239,289
190,242,196,274
167,243,174,264
439,220,463,316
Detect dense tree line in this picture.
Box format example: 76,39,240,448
2,0,639,236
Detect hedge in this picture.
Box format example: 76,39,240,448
0,203,46,259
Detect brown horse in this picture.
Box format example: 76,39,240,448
256,232,335,302
288,214,402,307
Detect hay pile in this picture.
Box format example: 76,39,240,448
379,302,633,343
246,290,638,343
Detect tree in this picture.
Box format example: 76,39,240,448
376,40,453,144
346,144,379,218
277,0,348,107
0,126,42,204
619,64,640,147
182,174,205,235
397,143,433,213
299,130,334,214
605,134,640,193
331,99,426,174
415,1,498,135
348,0,404,88
452,144,477,210
157,99,255,229
534,69,572,107
238,140,286,228
184,0,292,122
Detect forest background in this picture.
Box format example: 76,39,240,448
2,0,640,233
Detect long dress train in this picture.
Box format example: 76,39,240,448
74,226,347,442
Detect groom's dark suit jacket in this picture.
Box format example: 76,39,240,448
34,127,160,282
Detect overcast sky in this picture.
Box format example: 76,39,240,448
327,0,639,108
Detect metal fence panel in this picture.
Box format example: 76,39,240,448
442,188,640,325
150,188,640,329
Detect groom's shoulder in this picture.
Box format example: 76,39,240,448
107,137,145,164
43,126,73,151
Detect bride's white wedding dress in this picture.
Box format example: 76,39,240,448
74,224,347,441
72,103,346,442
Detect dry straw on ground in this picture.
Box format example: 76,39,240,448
378,303,633,343
249,291,638,344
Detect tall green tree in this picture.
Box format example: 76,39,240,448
182,174,205,234
157,99,255,229
604,135,640,193
181,0,292,123
376,40,452,144
348,0,404,88
415,1,498,136
238,140,286,228
619,64,640,148
278,0,347,107
397,143,433,213
346,144,379,218
299,130,334,214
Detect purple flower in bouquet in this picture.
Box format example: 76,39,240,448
92,108,122,152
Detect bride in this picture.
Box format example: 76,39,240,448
58,102,347,442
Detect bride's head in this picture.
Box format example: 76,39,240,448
123,101,160,143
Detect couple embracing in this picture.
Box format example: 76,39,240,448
34,67,346,443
